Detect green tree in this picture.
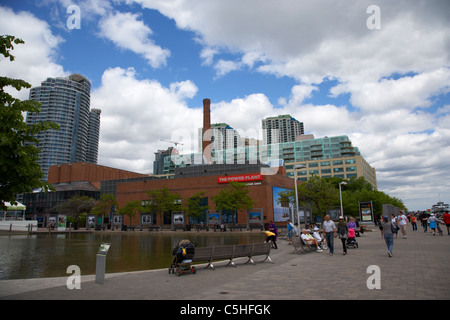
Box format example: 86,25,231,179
118,200,144,226
52,195,95,228
335,177,407,218
0,35,59,209
182,191,209,221
212,182,255,221
299,175,339,217
91,193,118,229
145,187,180,227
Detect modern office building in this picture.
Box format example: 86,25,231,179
26,73,101,180
262,114,304,145
162,135,377,190
86,108,101,164
153,147,177,175
197,123,241,152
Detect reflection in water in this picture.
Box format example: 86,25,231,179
0,232,265,280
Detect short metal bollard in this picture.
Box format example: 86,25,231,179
95,243,111,284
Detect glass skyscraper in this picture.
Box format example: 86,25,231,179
161,134,377,190
26,73,101,181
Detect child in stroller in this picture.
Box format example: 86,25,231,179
346,228,358,248
169,239,197,276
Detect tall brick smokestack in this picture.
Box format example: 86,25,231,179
202,98,211,165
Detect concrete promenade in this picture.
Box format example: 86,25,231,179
1,226,449,301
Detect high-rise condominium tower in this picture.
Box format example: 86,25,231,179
26,73,101,180
262,114,304,145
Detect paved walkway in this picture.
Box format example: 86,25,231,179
1,226,449,301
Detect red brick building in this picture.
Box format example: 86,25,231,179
44,162,298,227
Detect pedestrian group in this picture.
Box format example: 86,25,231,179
264,209,449,259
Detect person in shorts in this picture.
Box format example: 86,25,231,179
397,211,408,239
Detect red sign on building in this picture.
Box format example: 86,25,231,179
217,174,263,184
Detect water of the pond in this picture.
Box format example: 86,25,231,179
0,232,266,280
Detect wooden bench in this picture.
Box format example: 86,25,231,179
191,242,273,270
292,236,316,253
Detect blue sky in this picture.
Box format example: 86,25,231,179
1,0,449,211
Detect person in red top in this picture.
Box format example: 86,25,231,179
443,210,450,235
410,214,417,231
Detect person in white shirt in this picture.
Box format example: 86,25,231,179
300,229,322,252
313,226,326,249
322,215,336,255
397,211,409,239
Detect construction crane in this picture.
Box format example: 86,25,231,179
160,139,184,154
160,139,184,147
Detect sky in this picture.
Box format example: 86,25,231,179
1,0,449,211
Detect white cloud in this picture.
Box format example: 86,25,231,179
98,11,170,68
210,94,274,134
4,1,450,210
214,59,242,77
0,6,68,98
170,80,198,100
91,67,202,172
332,68,450,113
199,47,218,66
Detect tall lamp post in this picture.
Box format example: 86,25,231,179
294,164,306,226
339,181,347,218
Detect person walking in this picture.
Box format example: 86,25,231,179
347,216,357,233
410,214,417,231
391,214,399,238
398,210,408,239
322,214,337,255
443,210,450,235
286,219,295,245
420,211,428,232
379,216,395,257
428,213,437,236
337,216,348,255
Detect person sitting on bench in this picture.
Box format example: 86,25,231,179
312,226,326,249
301,229,323,252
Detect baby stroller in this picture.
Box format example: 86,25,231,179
347,228,358,248
169,239,197,276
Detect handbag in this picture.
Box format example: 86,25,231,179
390,223,399,233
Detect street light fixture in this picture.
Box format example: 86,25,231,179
294,164,306,226
339,181,347,219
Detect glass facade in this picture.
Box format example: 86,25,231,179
161,135,377,189
26,74,100,180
